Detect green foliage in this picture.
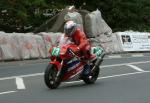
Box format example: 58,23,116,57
0,0,150,32
79,0,150,32
0,0,61,32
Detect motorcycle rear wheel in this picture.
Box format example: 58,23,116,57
44,64,61,89
83,65,100,84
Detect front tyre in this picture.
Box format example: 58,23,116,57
44,64,61,89
83,65,100,84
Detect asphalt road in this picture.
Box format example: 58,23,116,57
0,53,150,103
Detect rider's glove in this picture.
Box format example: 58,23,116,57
77,47,80,50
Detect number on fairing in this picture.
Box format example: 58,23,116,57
92,47,104,57
51,47,60,56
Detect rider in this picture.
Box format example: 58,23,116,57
64,20,94,76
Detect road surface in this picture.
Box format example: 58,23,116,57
0,53,150,103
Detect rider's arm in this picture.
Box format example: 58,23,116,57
78,35,88,50
78,32,89,50
73,28,90,50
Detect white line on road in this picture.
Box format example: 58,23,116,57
132,54,144,57
16,77,26,90
0,71,149,94
0,91,17,95
126,64,145,72
99,71,149,79
0,60,150,81
101,60,150,68
108,55,121,58
0,73,44,81
65,71,150,84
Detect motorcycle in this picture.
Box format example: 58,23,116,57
44,43,105,89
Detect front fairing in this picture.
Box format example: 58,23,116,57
59,44,80,59
48,36,82,72
49,44,86,81
49,61,62,71
49,34,80,60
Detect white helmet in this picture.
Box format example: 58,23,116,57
64,21,77,37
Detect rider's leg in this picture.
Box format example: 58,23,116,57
82,50,91,76
82,61,91,75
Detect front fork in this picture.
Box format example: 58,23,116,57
56,60,64,81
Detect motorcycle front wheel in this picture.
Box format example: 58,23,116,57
44,64,61,89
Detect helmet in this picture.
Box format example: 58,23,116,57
64,21,77,37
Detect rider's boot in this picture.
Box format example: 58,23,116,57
82,63,91,76
82,54,96,75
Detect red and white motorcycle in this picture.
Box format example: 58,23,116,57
44,42,105,89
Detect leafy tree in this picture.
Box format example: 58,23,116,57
0,0,150,32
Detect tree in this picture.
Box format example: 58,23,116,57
0,0,150,32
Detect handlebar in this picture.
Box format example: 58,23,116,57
68,48,81,60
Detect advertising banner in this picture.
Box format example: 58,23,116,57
117,32,150,51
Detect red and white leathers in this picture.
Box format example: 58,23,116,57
65,28,92,59
63,20,96,75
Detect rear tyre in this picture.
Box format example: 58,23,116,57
44,64,61,89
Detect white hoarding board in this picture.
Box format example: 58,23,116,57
117,32,150,51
